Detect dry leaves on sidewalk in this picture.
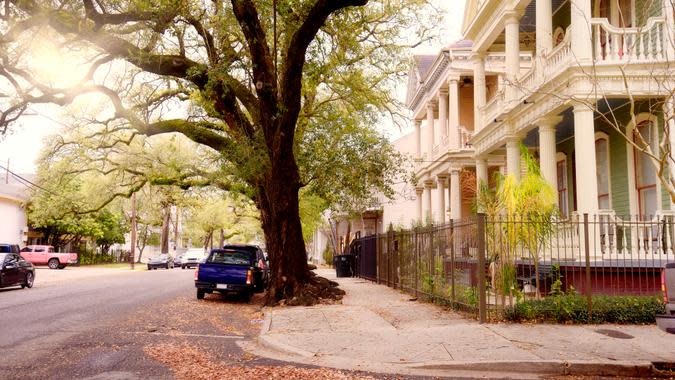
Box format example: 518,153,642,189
144,342,378,380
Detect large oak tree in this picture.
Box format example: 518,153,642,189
0,0,433,303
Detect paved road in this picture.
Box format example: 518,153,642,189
0,269,195,376
0,268,400,380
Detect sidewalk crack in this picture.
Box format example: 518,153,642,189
441,342,454,360
481,325,546,359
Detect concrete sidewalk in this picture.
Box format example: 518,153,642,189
246,269,675,378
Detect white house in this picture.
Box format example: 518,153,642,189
0,173,30,245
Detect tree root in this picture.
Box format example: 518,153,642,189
280,271,345,306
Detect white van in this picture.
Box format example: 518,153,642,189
181,248,206,269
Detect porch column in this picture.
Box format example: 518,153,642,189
665,0,675,59
506,137,521,181
504,12,521,103
415,187,424,222
437,174,448,224
476,158,488,212
449,168,462,220
473,54,486,132
438,89,449,144
414,119,422,159
448,78,460,149
426,103,435,157
424,181,434,222
570,0,593,61
666,97,675,210
538,118,561,200
573,104,599,214
536,0,553,57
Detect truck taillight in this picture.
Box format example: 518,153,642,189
663,269,668,303
246,269,253,285
194,266,199,281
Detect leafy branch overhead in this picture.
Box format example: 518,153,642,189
0,0,437,304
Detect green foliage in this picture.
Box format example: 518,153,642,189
548,264,564,296
299,192,328,242
94,210,129,253
77,247,130,265
504,295,665,324
477,145,558,299
322,245,334,267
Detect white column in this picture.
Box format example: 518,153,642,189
437,175,448,224
538,118,561,200
504,12,521,103
570,0,593,62
450,169,462,220
476,158,488,213
414,119,422,159
448,79,460,150
506,137,521,181
416,187,424,222
536,0,553,57
573,104,599,214
438,90,448,143
424,182,434,222
665,0,675,59
426,103,435,157
665,97,675,210
473,54,486,133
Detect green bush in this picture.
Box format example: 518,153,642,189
504,294,665,324
77,248,128,265
322,246,333,268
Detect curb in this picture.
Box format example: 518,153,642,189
257,308,316,358
408,360,657,377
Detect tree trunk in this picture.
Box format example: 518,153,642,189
257,154,310,304
219,228,225,248
160,205,171,253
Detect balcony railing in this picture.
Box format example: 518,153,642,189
481,90,504,126
458,126,473,149
591,17,667,63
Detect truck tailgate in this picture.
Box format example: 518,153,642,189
198,263,248,284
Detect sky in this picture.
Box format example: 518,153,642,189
0,1,465,175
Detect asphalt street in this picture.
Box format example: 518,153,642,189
0,268,198,379
0,268,408,380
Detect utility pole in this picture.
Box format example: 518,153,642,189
130,192,137,270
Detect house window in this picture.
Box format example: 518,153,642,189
596,137,611,210
557,157,568,217
634,120,657,219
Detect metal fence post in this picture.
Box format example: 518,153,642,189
583,213,593,322
450,219,456,304
477,213,487,324
414,229,419,297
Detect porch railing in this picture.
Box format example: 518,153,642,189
591,17,667,62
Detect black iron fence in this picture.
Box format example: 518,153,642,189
351,213,673,322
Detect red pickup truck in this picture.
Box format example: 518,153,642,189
19,245,78,269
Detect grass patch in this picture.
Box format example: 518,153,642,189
504,294,665,324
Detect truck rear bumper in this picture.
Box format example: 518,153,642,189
195,281,249,293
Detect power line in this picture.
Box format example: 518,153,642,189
0,163,56,196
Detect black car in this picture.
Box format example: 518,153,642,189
0,252,35,289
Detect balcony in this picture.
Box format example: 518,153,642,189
590,17,668,63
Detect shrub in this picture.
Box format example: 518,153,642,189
504,294,665,324
322,246,333,267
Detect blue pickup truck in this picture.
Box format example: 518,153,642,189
194,246,268,301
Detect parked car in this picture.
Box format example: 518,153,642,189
181,248,206,269
194,246,268,301
147,254,174,270
0,252,35,289
656,263,675,334
174,255,184,268
0,244,20,254
222,244,269,286
19,245,78,269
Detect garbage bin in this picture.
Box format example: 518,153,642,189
334,255,354,278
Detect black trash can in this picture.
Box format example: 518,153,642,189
334,255,354,278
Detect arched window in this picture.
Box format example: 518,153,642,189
596,135,611,210
634,119,657,219
553,27,565,47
